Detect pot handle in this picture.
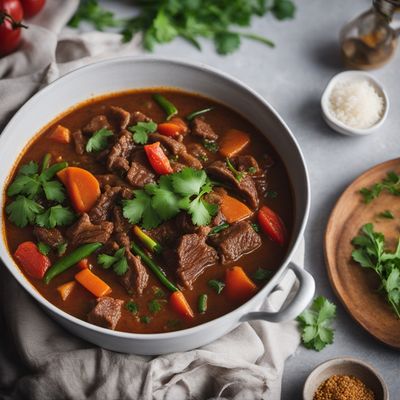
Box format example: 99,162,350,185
240,262,315,323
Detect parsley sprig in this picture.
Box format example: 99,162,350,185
98,247,129,276
69,0,295,55
297,296,336,351
122,167,217,229
352,223,400,318
360,171,400,203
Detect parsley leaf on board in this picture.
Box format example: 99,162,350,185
360,171,400,203
98,247,129,276
352,223,400,318
297,296,336,351
86,128,113,153
379,210,394,219
128,121,157,145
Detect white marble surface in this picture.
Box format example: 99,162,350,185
102,0,400,397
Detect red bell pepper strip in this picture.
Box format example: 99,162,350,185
144,142,173,175
257,206,287,246
14,241,51,279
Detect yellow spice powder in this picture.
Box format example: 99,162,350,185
314,374,375,400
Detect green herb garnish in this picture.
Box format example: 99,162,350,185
360,171,400,203
57,242,68,257
251,223,260,233
247,166,257,174
86,128,113,153
125,300,138,315
209,222,230,236
37,242,51,256
203,140,219,153
265,190,278,199
6,196,43,228
226,158,244,182
140,315,151,324
208,279,225,294
153,287,166,299
352,223,400,318
297,296,336,351
198,294,208,314
98,248,129,276
379,210,394,219
35,205,75,229
186,108,214,121
128,121,157,145
253,268,272,281
148,299,164,314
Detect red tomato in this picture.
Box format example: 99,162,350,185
20,0,45,18
257,205,287,246
0,0,24,56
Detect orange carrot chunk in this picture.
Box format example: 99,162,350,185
75,269,111,298
57,281,76,301
14,241,51,279
225,266,257,301
158,117,188,137
57,167,100,213
219,129,250,158
220,194,252,223
49,125,71,144
169,291,194,319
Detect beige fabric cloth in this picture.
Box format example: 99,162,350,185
0,2,303,399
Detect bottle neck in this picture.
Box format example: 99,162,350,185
373,0,400,18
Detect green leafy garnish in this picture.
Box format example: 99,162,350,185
208,279,225,294
57,242,68,256
253,268,273,281
37,242,51,256
125,300,138,315
98,248,129,276
186,108,214,121
379,210,394,219
297,296,336,351
36,205,75,229
140,315,151,324
360,171,400,203
6,196,43,228
209,222,230,236
86,128,113,153
203,140,219,153
352,223,400,318
122,168,217,229
226,158,245,182
128,121,157,145
248,166,257,174
148,299,164,314
70,0,295,54
251,223,260,232
152,287,166,299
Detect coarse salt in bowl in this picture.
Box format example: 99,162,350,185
321,71,389,136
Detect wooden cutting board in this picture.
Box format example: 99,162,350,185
325,158,400,349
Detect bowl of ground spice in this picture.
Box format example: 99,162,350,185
303,357,388,400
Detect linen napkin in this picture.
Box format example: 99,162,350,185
0,2,304,399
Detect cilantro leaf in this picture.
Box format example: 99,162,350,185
214,32,241,55
208,279,225,294
297,296,336,351
125,300,138,315
19,161,39,176
36,205,75,229
153,9,178,43
379,210,394,219
272,0,296,20
37,242,51,256
86,128,113,153
98,247,129,276
113,257,129,276
187,197,218,226
172,168,207,197
7,174,41,198
149,176,180,221
42,180,65,203
148,299,163,314
128,121,157,145
97,254,116,269
6,196,44,228
360,171,400,203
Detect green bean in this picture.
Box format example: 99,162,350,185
198,294,208,313
131,242,178,292
186,107,214,121
40,161,68,181
133,225,163,254
41,153,52,173
44,242,102,284
153,93,178,121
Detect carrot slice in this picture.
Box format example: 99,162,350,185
219,129,250,158
220,194,252,223
49,125,71,144
225,266,257,302
57,167,100,213
57,281,76,301
169,291,194,319
75,269,111,297
14,241,51,279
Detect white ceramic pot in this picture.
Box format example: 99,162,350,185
0,57,314,355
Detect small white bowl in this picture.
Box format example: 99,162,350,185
321,70,389,136
303,357,389,400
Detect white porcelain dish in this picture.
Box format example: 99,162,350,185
321,70,389,136
0,57,313,355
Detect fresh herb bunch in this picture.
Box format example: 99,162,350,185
122,167,217,229
297,296,336,351
360,171,400,203
69,0,296,55
352,223,400,318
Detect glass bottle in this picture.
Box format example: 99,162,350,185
340,0,400,69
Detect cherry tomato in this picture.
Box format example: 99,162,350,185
0,0,24,57
20,0,45,18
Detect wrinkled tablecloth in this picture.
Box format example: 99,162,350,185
0,1,304,399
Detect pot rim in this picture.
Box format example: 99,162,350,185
0,55,310,340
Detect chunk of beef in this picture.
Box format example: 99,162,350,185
110,106,130,130
179,151,202,169
33,226,64,248
66,213,113,246
208,221,261,264
171,161,186,173
102,240,120,254
204,188,226,227
88,297,123,330
206,160,259,209
95,149,109,163
120,250,149,295
113,206,131,234
126,149,155,188
130,111,151,124
145,219,178,246
120,187,133,199
174,234,218,289
232,155,260,173
191,117,218,141
72,130,86,155
107,130,134,172
88,185,121,224
187,143,208,161
175,212,211,236
95,174,127,189
83,115,111,135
